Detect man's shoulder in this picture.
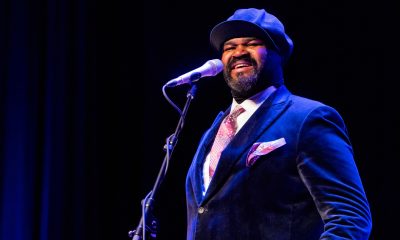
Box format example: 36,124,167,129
270,86,333,112
288,94,344,121
290,94,326,107
289,93,340,113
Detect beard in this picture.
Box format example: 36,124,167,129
223,57,265,102
223,51,283,103
223,67,260,98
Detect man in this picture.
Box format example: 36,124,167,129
185,8,372,240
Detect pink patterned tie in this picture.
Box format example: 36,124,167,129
209,105,246,178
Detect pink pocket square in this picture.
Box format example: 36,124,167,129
246,138,286,167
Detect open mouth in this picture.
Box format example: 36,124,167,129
230,60,255,74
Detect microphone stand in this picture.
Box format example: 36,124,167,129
129,84,198,240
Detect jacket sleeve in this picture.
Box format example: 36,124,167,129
296,105,372,239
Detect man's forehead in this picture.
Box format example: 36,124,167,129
224,37,264,45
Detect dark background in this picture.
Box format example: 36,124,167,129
1,0,398,240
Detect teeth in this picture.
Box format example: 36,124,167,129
235,64,249,69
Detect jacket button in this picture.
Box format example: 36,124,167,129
198,207,206,214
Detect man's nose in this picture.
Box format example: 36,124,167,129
232,45,249,57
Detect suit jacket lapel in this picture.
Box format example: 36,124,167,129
203,86,292,202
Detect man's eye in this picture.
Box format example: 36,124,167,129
223,46,235,51
247,42,263,46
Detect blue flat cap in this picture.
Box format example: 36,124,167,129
210,8,294,63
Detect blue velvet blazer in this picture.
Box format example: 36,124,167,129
185,86,372,240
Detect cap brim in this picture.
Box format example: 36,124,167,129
210,20,278,52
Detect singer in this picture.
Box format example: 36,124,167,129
184,8,372,240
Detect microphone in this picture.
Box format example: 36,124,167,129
165,59,223,87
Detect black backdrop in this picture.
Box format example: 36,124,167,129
1,0,398,240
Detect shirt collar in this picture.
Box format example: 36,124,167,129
231,85,277,113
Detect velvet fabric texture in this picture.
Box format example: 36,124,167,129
185,86,372,240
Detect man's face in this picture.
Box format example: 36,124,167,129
221,37,268,95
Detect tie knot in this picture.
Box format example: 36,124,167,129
226,105,245,122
